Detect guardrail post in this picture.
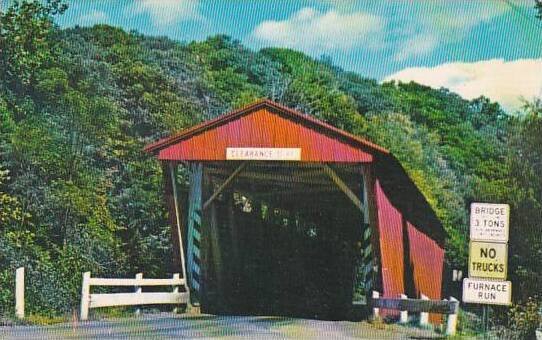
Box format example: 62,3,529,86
419,293,429,326
135,273,143,316
15,267,24,319
446,296,459,336
172,273,180,313
399,294,408,323
80,272,91,321
372,291,380,319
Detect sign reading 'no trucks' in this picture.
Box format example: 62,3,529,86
469,203,509,243
469,241,508,280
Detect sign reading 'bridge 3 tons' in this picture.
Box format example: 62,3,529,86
463,202,511,306
469,203,509,242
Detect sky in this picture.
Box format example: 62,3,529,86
20,0,542,111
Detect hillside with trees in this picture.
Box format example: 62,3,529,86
0,1,540,336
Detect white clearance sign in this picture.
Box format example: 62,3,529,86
469,203,510,242
226,148,301,161
462,278,512,305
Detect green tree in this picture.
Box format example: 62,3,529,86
0,0,67,95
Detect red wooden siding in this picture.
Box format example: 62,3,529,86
375,178,444,321
158,108,373,162
407,221,444,322
375,179,405,301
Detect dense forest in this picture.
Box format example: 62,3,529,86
0,1,541,336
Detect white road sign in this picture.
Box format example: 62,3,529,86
462,278,512,305
226,148,301,161
470,203,509,242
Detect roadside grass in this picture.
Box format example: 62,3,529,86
5,306,137,326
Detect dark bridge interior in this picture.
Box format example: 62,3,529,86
196,161,365,320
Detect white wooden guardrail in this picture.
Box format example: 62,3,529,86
15,267,24,319
371,291,459,336
80,272,189,320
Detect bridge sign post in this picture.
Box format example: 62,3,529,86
463,202,511,333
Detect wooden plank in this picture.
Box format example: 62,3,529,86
446,297,459,336
89,292,189,308
323,164,364,211
187,162,203,300
370,297,459,314
89,277,186,286
163,162,183,277
208,192,225,309
250,187,339,199
406,220,445,323
199,165,211,309
135,273,142,316
419,294,429,325
202,162,247,210
80,272,91,321
226,191,240,302
399,294,408,323
207,168,333,185
208,161,363,175
372,291,380,318
15,267,24,319
362,164,383,292
169,163,189,289
172,273,180,313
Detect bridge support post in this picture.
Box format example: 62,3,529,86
372,291,380,319
446,297,459,336
419,294,429,326
187,163,203,305
135,273,143,316
399,294,408,323
80,272,91,321
15,267,24,319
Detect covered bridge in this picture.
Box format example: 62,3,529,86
144,99,446,320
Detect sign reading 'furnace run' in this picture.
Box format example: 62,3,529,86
463,278,512,305
226,148,301,161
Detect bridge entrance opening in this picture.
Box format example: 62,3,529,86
185,161,368,320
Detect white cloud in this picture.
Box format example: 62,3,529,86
79,10,108,26
251,7,384,53
384,59,542,111
130,0,202,27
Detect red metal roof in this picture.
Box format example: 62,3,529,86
144,99,389,156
